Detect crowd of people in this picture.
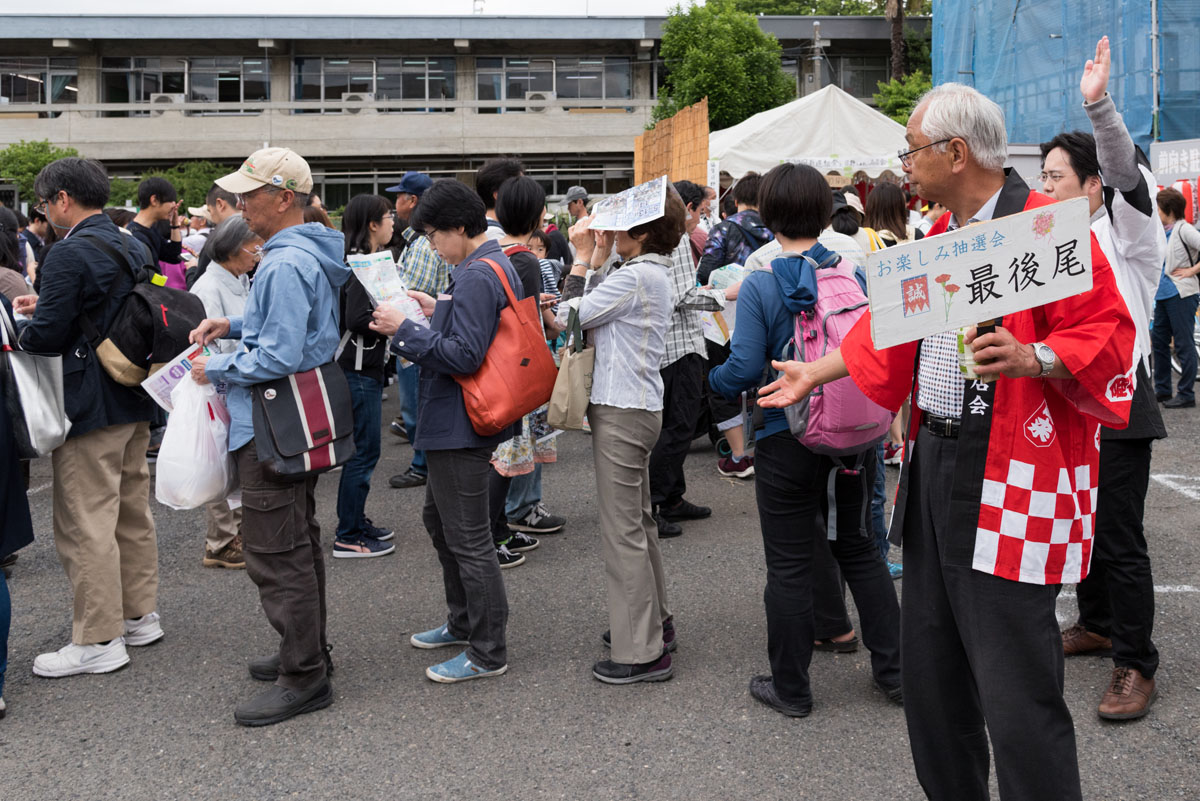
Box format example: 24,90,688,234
0,34,1194,800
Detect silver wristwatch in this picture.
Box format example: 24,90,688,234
1033,342,1056,377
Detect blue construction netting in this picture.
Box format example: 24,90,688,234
933,0,1200,149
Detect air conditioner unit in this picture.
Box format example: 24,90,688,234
341,92,377,115
148,93,186,116
524,90,556,111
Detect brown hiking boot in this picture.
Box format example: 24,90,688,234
1098,667,1157,720
203,533,246,569
1061,623,1112,657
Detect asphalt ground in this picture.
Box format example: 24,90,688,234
2,390,1198,801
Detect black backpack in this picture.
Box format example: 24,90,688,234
75,232,207,388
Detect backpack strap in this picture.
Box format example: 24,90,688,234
824,449,868,541
71,232,148,347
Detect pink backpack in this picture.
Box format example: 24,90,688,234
779,255,893,459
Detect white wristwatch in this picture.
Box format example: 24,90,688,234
1032,342,1056,377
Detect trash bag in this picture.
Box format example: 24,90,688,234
155,378,235,510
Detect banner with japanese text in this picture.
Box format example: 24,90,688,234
864,197,1093,350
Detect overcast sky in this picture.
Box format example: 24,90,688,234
32,0,689,14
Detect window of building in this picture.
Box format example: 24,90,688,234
476,56,632,113
830,55,889,101
0,57,78,115
292,57,456,113
188,57,270,108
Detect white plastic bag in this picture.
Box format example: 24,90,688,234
155,378,236,510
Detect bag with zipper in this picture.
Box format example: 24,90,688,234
74,232,207,388
251,362,356,481
453,257,558,436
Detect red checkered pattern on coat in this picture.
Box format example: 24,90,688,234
973,458,1098,584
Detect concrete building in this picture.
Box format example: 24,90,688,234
0,13,926,207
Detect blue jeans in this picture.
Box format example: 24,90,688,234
397,360,427,475
1,569,9,699
872,443,889,559
336,372,383,538
1152,293,1199,402
505,464,542,522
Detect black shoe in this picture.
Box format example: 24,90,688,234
389,467,427,489
602,617,678,653
505,531,540,553
875,680,903,704
660,498,712,522
749,674,812,717
655,513,682,539
389,419,409,441
1164,396,1195,408
248,653,281,682
234,678,333,727
249,644,333,682
1156,393,1172,402
592,651,673,684
496,542,526,569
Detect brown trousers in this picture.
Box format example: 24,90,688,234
51,421,159,645
588,404,672,664
237,442,327,689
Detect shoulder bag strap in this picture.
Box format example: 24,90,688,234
71,232,144,346
479,257,522,310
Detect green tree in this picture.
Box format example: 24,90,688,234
872,69,932,124
656,1,796,131
0,140,80,203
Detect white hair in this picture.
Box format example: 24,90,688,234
913,83,1009,171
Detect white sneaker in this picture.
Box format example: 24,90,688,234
124,612,164,647
33,638,130,678
0,696,6,719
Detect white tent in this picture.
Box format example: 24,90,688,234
708,84,909,180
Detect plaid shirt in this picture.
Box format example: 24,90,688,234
399,227,450,296
662,234,726,368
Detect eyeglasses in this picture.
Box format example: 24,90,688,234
242,245,264,261
235,186,278,209
1038,171,1069,184
897,139,952,168
33,201,47,214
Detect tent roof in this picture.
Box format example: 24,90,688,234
709,84,909,179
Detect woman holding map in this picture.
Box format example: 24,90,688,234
331,195,397,559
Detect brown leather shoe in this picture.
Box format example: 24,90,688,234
1098,667,1157,720
1061,623,1112,657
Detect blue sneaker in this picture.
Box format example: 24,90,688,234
888,562,903,580
332,536,395,559
425,650,508,683
362,518,394,542
409,623,469,650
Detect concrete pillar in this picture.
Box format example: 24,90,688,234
76,53,100,116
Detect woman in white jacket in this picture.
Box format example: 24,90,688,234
189,215,261,568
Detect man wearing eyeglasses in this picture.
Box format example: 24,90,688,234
763,83,1137,801
188,147,351,727
15,158,163,680
1038,37,1168,724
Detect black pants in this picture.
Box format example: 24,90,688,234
753,432,901,706
902,429,1081,801
237,442,327,690
1076,438,1159,678
424,447,509,669
649,353,704,509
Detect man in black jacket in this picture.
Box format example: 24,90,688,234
14,157,162,678
127,176,185,268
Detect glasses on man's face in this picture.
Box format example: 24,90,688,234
897,138,952,168
34,201,47,215
1039,171,1069,184
235,186,277,209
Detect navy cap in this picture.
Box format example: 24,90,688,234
385,171,433,196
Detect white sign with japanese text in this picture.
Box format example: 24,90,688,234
865,197,1094,350
1149,138,1200,184
706,160,721,193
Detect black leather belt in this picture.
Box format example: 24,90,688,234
923,413,961,439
